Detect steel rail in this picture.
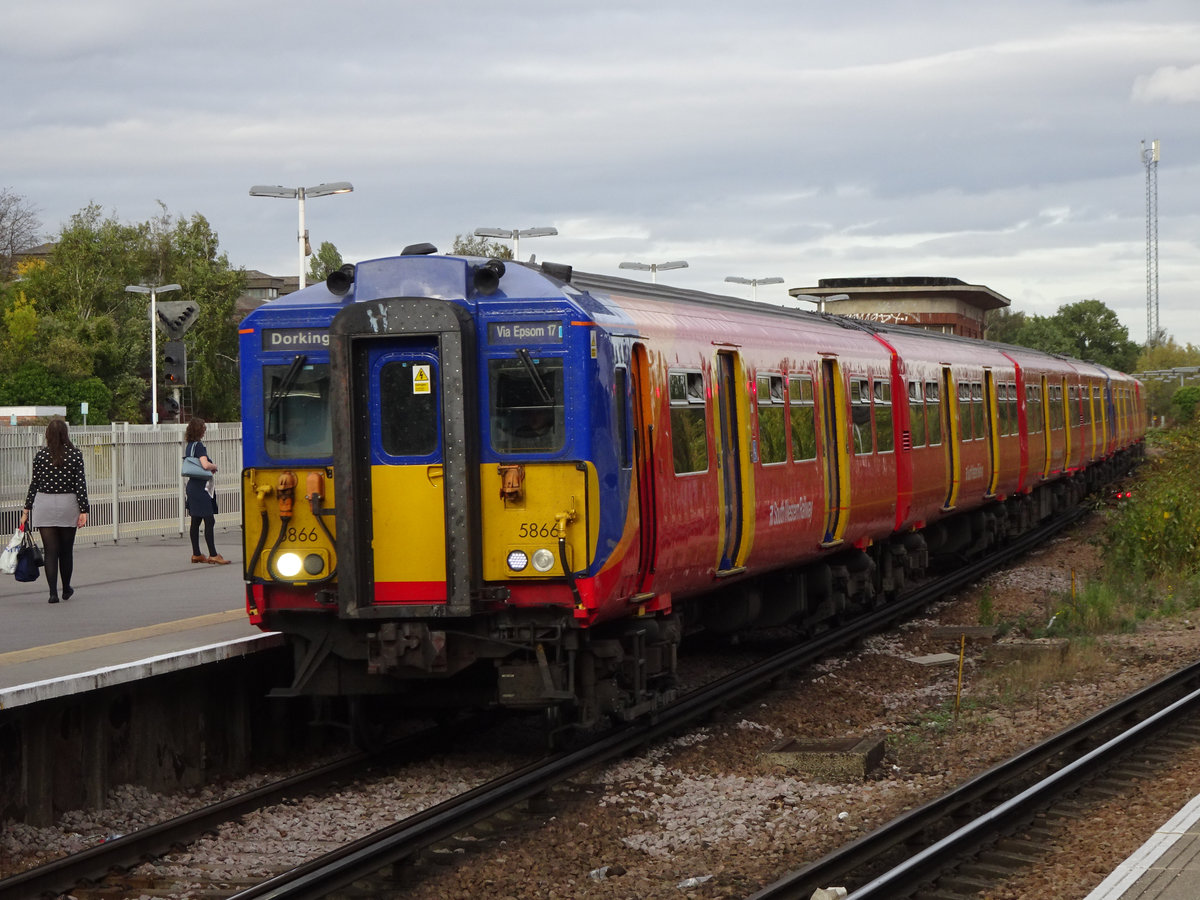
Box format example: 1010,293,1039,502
226,508,1094,900
0,715,493,900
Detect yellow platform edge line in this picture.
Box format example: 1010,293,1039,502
0,609,248,668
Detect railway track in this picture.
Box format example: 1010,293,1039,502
749,654,1200,899
1,504,1092,899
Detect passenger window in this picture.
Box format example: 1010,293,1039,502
971,382,985,440
670,370,708,474
958,383,973,441
908,381,926,447
925,381,942,446
757,374,787,465
789,375,817,462
874,380,893,453
851,378,872,455
490,356,565,454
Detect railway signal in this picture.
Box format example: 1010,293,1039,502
163,341,187,385
156,301,200,339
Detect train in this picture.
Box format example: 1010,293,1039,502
237,246,1146,737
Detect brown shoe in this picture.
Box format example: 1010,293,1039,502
191,555,206,563
207,555,231,565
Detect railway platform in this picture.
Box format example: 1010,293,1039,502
0,531,281,705
1086,794,1200,899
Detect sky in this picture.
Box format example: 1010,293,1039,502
4,0,1198,350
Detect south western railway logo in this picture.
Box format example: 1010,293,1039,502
769,497,814,526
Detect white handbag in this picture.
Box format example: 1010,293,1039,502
0,524,23,575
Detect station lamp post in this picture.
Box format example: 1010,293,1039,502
249,182,354,289
473,226,557,260
791,292,849,313
619,260,688,284
725,275,784,301
125,282,181,427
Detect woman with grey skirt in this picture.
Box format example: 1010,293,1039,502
20,418,89,604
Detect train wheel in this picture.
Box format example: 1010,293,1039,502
349,696,386,752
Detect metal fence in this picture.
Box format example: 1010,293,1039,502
1,423,241,545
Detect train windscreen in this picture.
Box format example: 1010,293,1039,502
264,360,334,459
489,356,565,453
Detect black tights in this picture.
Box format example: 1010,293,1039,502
190,515,217,557
39,526,77,598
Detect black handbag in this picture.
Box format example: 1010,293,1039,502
13,527,44,583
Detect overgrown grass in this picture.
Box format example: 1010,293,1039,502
1103,421,1200,584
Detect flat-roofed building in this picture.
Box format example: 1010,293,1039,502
790,276,1011,340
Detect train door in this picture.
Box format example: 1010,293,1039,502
715,350,746,571
819,357,850,545
941,366,961,511
1041,375,1053,479
330,298,478,617
984,370,999,497
631,344,657,591
363,345,449,603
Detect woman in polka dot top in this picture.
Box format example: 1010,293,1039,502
20,418,89,604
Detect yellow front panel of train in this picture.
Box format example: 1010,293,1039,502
371,463,447,603
480,462,596,581
242,467,336,585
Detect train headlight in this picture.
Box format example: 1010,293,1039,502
506,550,529,572
276,552,303,578
531,548,555,572
304,554,324,575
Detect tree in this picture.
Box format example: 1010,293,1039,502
307,241,344,284
996,299,1140,372
167,213,245,422
1052,299,1140,371
0,187,42,281
983,308,1026,345
1171,385,1200,423
451,233,513,259
0,203,244,423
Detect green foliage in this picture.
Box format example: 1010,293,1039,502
1171,385,1200,423
451,233,514,259
994,298,1140,371
0,203,244,423
1103,422,1200,581
307,241,344,284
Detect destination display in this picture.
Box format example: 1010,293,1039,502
261,328,330,351
487,321,563,345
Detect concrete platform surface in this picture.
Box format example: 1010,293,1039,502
1086,794,1200,900
0,532,278,703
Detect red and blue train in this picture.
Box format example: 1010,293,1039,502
238,246,1145,732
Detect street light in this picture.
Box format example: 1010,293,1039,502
790,292,849,313
473,226,557,260
125,283,181,427
619,260,688,284
725,275,784,301
249,181,354,289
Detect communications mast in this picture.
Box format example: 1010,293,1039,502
1141,139,1160,344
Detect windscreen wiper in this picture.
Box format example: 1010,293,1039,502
266,354,308,426
515,348,552,404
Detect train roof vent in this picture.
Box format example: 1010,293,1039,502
401,242,438,255
541,261,573,283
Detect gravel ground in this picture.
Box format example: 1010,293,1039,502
4,512,1198,899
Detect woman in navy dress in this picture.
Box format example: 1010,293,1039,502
184,417,229,564
21,418,89,603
